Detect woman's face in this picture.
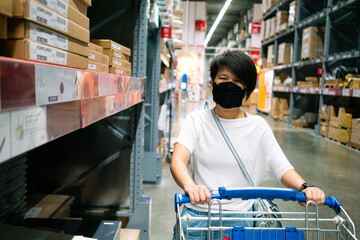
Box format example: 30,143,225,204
213,65,246,89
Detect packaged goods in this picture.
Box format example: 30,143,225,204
267,45,274,67
88,60,109,73
277,43,293,64
109,57,131,69
270,17,276,36
89,50,109,65
66,0,88,15
288,1,297,26
109,66,131,76
89,42,103,54
0,16,7,39
301,26,324,60
0,0,12,17
8,19,89,57
103,48,130,61
0,39,88,69
91,39,131,56
13,0,89,43
276,11,288,33
320,121,329,138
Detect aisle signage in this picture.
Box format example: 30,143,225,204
251,22,261,34
195,20,206,32
161,27,172,38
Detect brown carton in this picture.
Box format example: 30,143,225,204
89,42,103,54
91,39,131,56
277,43,293,64
67,0,88,16
352,118,360,130
7,19,89,57
0,0,12,17
109,66,131,76
79,0,91,6
109,57,131,69
288,1,297,26
330,107,346,128
103,48,130,61
270,17,276,36
350,121,360,146
279,98,289,115
0,39,88,69
0,16,7,39
88,60,109,73
20,0,90,29
267,45,274,67
276,11,288,33
340,113,352,129
320,121,329,138
89,50,109,65
120,229,140,240
319,104,331,120
301,26,324,60
13,0,89,43
340,128,351,144
328,126,340,141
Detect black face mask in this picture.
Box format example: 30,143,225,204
212,81,247,109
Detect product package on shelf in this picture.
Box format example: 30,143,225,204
265,18,271,39
276,11,288,33
0,0,12,17
267,45,274,67
350,119,360,148
7,19,89,57
109,66,131,76
301,26,325,60
277,43,293,64
305,76,319,87
89,42,103,54
0,39,88,69
0,16,7,39
288,1,297,26
270,97,280,119
320,120,329,138
87,50,109,73
12,0,90,43
270,17,276,37
67,0,91,16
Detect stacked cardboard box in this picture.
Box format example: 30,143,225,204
0,0,91,69
276,11,288,33
267,45,274,67
305,76,319,87
288,1,297,26
350,119,360,148
301,26,325,60
0,0,12,39
270,17,276,37
87,43,109,73
91,39,132,76
329,106,341,141
279,98,289,122
319,104,333,137
265,18,271,39
270,97,280,119
277,43,293,64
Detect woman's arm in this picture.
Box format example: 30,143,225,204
281,169,325,206
170,143,211,205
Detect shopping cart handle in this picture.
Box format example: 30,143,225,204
218,187,342,214
174,190,221,211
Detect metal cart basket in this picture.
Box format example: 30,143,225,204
175,187,357,240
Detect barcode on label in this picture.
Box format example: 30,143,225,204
114,60,122,66
114,52,122,58
37,16,47,24
112,43,121,51
57,36,66,43
37,55,47,61
57,0,66,10
89,53,95,60
57,16,66,25
116,69,124,74
37,36,48,44
56,51,66,59
88,64,97,70
38,0,48,6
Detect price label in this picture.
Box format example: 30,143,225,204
300,88,306,93
353,89,360,98
342,89,350,97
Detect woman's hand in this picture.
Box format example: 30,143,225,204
184,184,212,205
299,187,325,207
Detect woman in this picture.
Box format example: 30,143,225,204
171,51,325,239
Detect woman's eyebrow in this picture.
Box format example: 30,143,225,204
218,73,229,77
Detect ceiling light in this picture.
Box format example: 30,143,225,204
204,0,232,47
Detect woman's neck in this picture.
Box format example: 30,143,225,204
214,105,245,119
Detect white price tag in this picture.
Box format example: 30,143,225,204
300,88,306,93
342,89,350,97
353,89,360,98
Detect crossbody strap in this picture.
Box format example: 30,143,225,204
211,108,255,187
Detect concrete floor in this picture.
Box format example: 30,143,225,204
144,100,360,240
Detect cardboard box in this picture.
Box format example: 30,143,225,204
301,26,324,60
319,104,332,120
350,120,360,146
320,121,329,138
352,118,360,130
109,57,131,69
79,0,91,6
340,113,352,129
89,50,109,65
13,0,89,43
7,19,89,57
0,39,88,69
276,11,288,33
120,229,140,240
67,0,88,16
0,16,7,39
265,19,271,39
277,43,293,64
0,0,12,17
328,126,340,141
21,0,89,29
279,98,289,115
267,45,274,67
330,107,346,128
340,128,351,144
270,17,276,36
305,76,318,83
91,39,131,56
109,66,131,76
271,97,280,117
89,42,103,54
88,60,109,73
288,1,297,26
103,48,130,61
26,194,74,218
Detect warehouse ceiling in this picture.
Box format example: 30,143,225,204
187,0,262,46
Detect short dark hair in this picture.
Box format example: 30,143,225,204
210,51,257,99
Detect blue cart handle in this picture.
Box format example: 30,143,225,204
175,187,342,214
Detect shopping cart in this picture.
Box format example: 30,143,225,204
174,187,357,240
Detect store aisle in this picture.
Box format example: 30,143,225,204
144,100,360,240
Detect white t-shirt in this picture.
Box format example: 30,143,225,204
175,109,294,212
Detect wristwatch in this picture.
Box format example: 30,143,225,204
299,182,314,192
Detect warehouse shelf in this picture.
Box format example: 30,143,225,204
160,53,170,68
297,9,327,29
322,88,360,98
330,0,359,15
273,86,292,92
263,0,293,20
272,86,360,98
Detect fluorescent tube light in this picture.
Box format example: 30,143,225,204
204,0,232,47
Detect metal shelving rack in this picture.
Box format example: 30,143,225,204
261,0,360,133
0,0,153,239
